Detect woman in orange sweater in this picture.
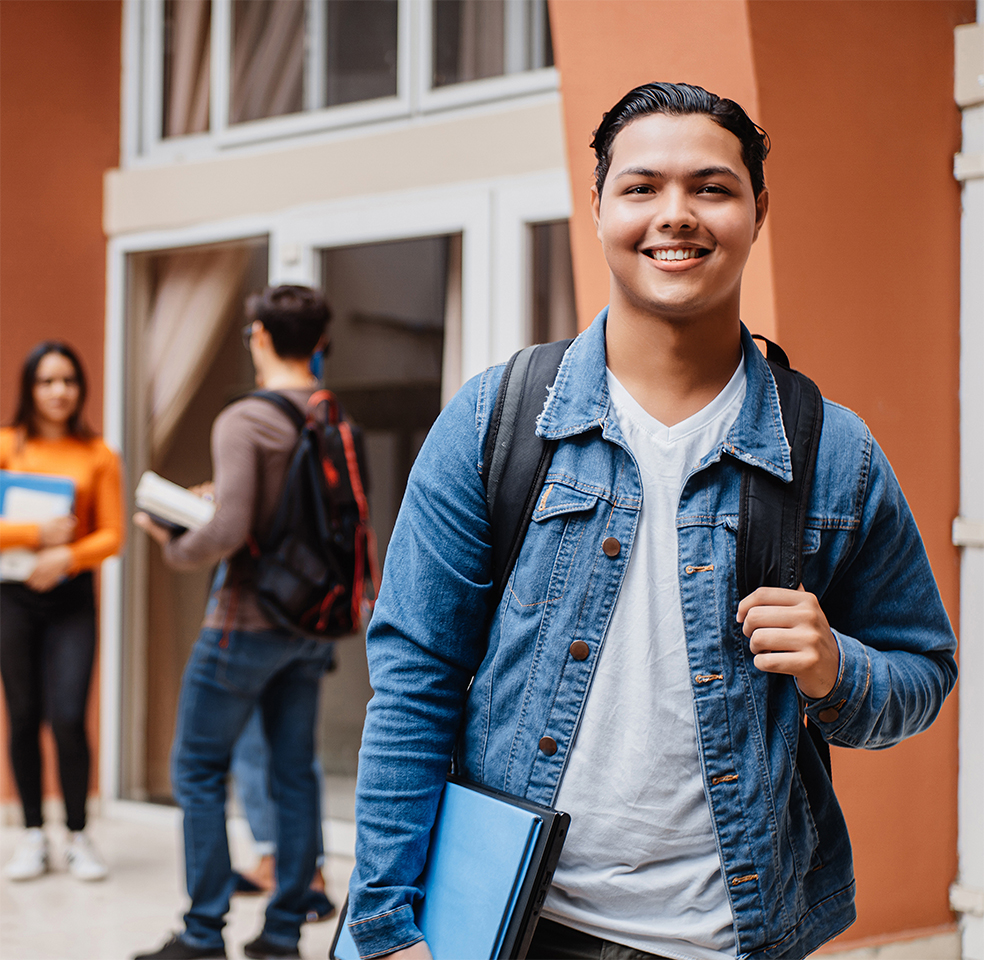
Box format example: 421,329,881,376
0,342,123,882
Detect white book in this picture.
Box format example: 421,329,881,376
135,471,215,533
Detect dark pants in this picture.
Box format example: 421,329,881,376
0,573,96,832
528,919,674,960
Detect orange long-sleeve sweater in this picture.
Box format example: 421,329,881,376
0,426,124,574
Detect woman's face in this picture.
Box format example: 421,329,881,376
32,352,81,431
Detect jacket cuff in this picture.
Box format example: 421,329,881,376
348,904,424,959
802,629,869,731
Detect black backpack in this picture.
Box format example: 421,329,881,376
482,336,832,780
244,389,379,640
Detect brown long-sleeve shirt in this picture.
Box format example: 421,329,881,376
163,389,313,631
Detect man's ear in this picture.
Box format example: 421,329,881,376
590,184,603,238
752,188,769,241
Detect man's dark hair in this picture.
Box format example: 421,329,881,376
591,82,771,199
13,341,93,439
246,284,331,359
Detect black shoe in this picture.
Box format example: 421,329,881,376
242,934,301,959
232,870,266,895
133,933,226,960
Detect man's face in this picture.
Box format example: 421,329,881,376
591,112,768,325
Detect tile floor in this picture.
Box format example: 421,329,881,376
0,804,354,960
0,802,960,960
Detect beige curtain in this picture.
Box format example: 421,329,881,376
164,0,211,137
146,246,251,462
230,0,305,124
543,221,577,342
457,0,505,83
441,235,463,408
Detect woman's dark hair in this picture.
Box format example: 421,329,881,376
245,284,332,359
591,82,771,198
13,341,93,439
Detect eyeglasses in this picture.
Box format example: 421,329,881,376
242,323,254,350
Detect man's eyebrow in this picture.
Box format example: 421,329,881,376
692,166,743,184
611,165,744,183
612,166,662,181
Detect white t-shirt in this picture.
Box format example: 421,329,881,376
543,360,746,960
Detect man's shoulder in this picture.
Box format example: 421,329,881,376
216,392,304,427
819,395,869,441
212,393,307,455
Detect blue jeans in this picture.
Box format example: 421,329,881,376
231,706,325,862
171,626,334,950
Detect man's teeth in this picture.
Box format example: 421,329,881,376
651,248,703,260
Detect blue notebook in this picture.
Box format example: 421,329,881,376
0,470,75,515
331,778,569,960
0,471,76,582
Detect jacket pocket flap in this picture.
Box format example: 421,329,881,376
531,482,599,522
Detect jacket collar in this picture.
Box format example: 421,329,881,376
536,307,792,482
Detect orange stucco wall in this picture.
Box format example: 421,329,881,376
549,0,971,948
0,0,122,806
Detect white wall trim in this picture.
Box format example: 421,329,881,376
955,7,984,959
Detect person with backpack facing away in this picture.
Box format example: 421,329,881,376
134,285,342,960
345,83,957,960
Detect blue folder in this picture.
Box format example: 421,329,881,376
0,471,76,582
331,778,569,960
0,470,75,515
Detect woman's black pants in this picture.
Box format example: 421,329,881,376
0,573,96,832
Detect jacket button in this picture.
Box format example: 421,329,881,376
602,537,621,557
569,640,590,661
818,708,840,723
539,736,558,756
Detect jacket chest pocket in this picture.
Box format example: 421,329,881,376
506,481,600,607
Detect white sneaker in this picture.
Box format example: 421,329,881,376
64,831,108,881
4,828,49,881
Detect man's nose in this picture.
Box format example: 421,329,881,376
657,187,696,230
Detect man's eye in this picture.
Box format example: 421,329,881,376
626,185,653,195
698,184,729,195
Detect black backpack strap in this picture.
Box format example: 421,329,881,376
739,335,830,781
482,339,572,605
736,342,824,598
246,389,307,433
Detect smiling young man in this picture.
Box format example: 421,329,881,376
346,83,956,960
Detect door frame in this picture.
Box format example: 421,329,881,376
100,168,571,807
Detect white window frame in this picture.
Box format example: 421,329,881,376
100,169,570,807
123,0,558,168
413,0,558,116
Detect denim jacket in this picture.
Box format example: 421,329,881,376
349,311,957,960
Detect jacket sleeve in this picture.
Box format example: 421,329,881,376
347,370,499,958
803,424,957,748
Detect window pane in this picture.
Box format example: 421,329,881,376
326,0,398,107
433,0,553,89
531,220,576,345
162,0,211,137
230,0,305,124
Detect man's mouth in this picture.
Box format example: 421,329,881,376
644,248,710,261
